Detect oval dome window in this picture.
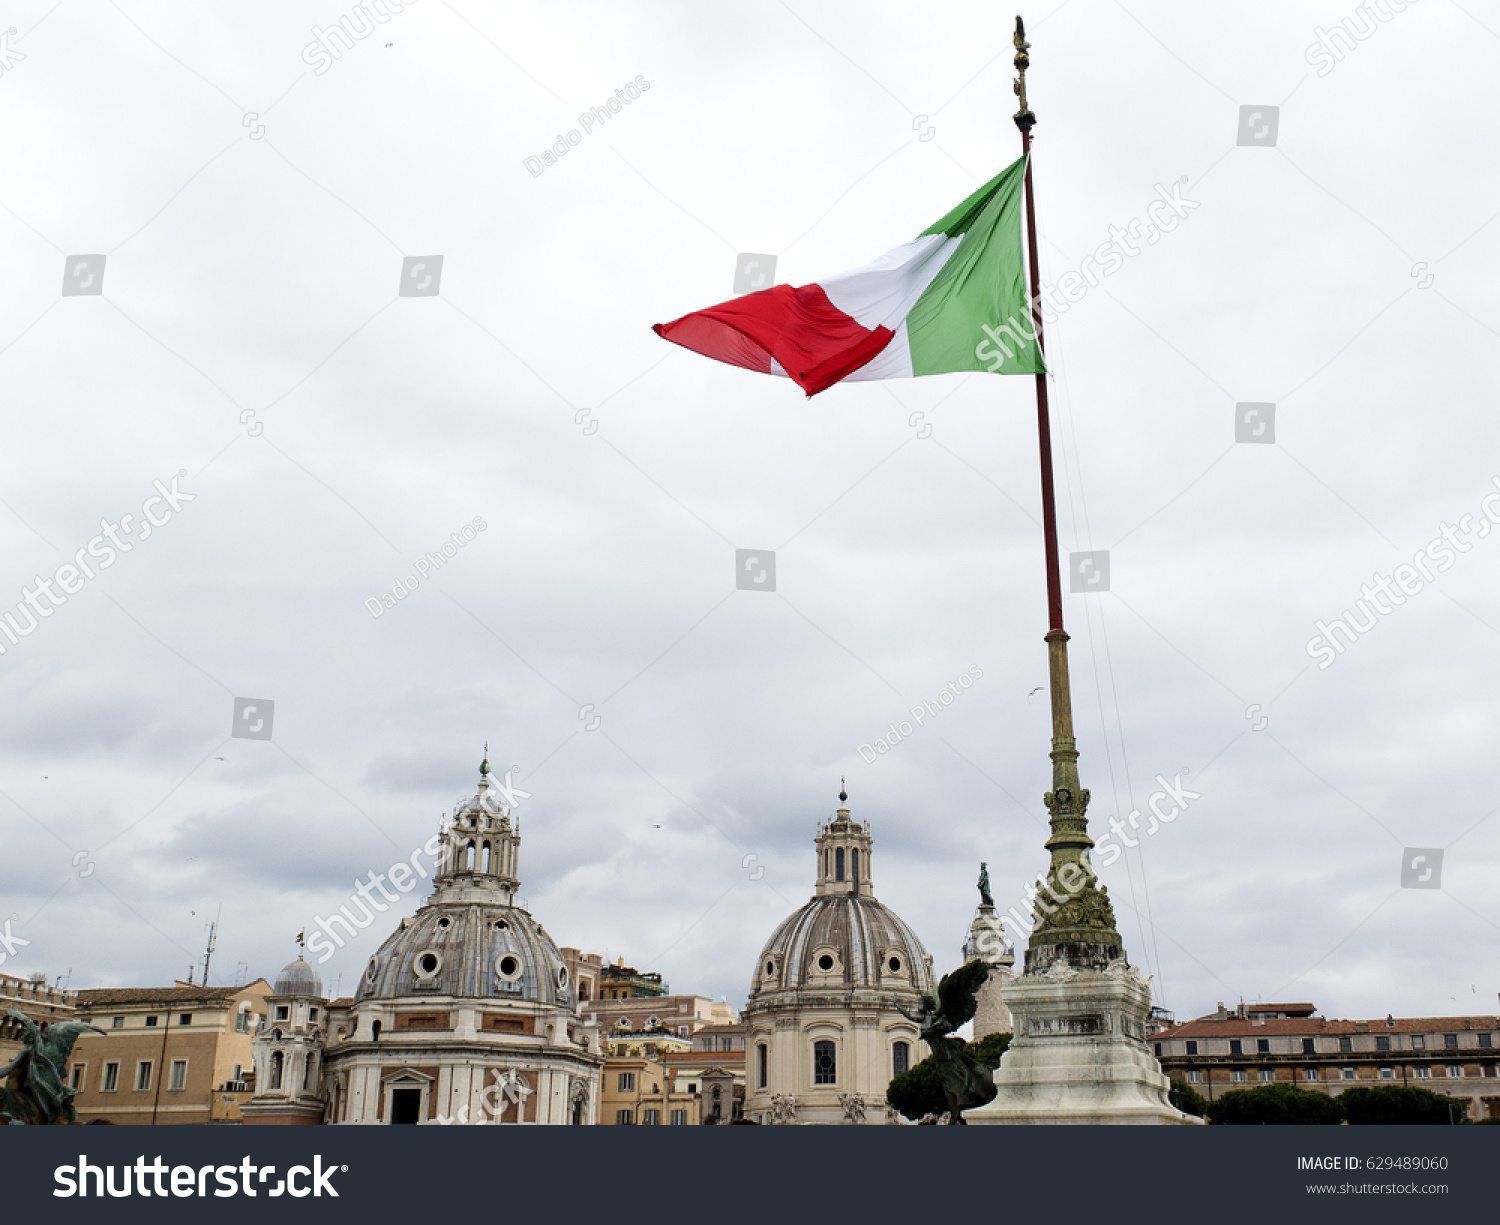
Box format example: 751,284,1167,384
888,956,902,973
817,954,834,972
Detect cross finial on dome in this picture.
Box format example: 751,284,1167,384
838,777,848,804
479,744,491,789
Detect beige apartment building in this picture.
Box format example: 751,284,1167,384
0,973,78,1063
70,980,270,1124
1154,1001,1500,1119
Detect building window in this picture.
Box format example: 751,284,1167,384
178,1013,191,1026
102,1062,119,1092
144,1015,158,1028
270,1050,284,1090
670,1109,688,1126
275,1006,289,1021
893,1041,910,1076
1415,1066,1430,1079
235,1011,251,1033
1376,1036,1390,1051
1259,1069,1274,1083
813,1040,836,1085
1257,1039,1270,1055
1186,1070,1201,1084
835,847,845,881
1232,1070,1245,1083
1303,1038,1316,1054
1411,1035,1425,1050
643,1108,660,1125
1304,1068,1319,1081
1479,1034,1493,1049
1153,1043,1162,1057
757,1043,768,1089
1483,1064,1497,1078
851,848,860,882
70,1065,84,1091
111,1016,124,1029
1379,1067,1394,1080
1229,1040,1241,1055
169,1060,188,1091
1342,1067,1355,1081
1447,1066,1463,1079
1338,1036,1352,1052
135,1062,153,1092
1444,1033,1459,1050
618,1072,635,1091
1185,1041,1197,1055
616,1109,633,1125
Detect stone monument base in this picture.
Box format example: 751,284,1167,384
963,961,1201,1125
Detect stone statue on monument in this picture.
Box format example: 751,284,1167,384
897,960,997,1124
977,861,993,909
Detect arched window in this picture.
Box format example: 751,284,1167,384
303,1054,316,1092
893,1041,910,1076
757,1043,768,1089
813,1040,836,1085
481,841,491,873
835,847,845,882
269,1050,284,1091
465,841,476,870
371,1020,382,1042
851,848,860,883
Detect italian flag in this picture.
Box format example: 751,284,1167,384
652,155,1044,397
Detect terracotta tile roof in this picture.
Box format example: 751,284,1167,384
76,986,241,1007
1157,1015,1500,1040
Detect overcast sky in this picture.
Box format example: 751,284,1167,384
1,0,1496,1026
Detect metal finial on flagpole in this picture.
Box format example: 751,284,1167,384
1013,16,1035,131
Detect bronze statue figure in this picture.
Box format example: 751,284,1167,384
0,1009,103,1125
896,960,997,1123
977,861,993,909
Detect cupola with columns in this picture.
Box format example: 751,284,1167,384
432,747,521,905
813,780,874,898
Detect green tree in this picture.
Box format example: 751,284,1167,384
1169,1078,1208,1118
1204,1082,1346,1125
885,1032,1011,1122
886,1056,945,1121
970,1030,1011,1069
1341,1084,1468,1125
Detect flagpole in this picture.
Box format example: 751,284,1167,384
1010,15,1123,974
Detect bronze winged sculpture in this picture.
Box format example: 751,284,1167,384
896,959,997,1123
0,1009,104,1125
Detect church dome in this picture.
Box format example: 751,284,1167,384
353,752,574,1010
273,956,323,998
748,789,932,999
751,895,932,996
355,902,572,1006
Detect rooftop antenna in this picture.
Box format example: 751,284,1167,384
232,961,249,988
199,904,221,986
